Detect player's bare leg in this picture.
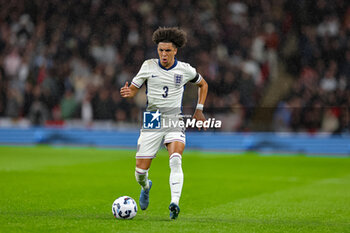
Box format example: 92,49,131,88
136,158,152,170
166,141,185,219
135,158,153,210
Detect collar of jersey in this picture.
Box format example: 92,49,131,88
158,58,178,70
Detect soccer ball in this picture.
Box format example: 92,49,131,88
112,196,137,219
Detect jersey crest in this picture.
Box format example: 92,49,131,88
174,74,183,87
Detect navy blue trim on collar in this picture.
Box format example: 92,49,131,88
158,58,178,70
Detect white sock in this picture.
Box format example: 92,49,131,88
169,153,183,206
135,167,149,190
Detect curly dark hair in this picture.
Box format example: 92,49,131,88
152,27,187,48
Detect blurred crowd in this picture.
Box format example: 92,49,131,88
274,0,350,133
0,0,349,132
0,0,281,130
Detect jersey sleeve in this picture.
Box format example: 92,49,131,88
189,73,202,84
184,63,202,84
131,61,149,88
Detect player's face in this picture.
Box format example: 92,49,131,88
157,42,177,69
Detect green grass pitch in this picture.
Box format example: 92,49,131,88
0,146,349,233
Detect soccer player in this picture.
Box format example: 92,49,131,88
120,27,208,220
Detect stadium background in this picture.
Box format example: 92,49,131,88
0,0,349,154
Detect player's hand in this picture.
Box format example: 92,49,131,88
120,82,131,98
193,109,207,131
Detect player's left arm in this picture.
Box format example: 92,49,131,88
193,77,208,127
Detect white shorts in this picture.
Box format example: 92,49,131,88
135,129,186,159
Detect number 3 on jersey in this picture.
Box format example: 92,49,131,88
162,86,168,98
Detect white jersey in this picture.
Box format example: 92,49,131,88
131,58,202,114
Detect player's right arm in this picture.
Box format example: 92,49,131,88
120,82,139,98
121,60,149,98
